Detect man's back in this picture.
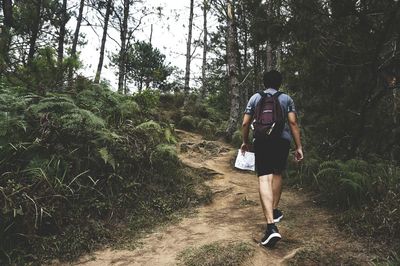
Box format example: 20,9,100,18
244,88,296,142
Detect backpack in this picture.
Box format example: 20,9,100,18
252,91,284,139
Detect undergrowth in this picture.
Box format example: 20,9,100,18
158,93,228,140
0,83,211,264
287,154,400,262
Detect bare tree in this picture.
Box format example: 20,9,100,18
68,0,85,83
200,0,209,99
94,0,113,84
184,0,195,95
116,0,130,93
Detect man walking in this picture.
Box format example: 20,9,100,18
241,70,303,248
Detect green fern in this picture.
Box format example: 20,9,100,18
60,109,106,131
98,147,116,170
28,96,76,115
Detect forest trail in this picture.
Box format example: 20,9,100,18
70,130,376,266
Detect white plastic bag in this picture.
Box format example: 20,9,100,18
234,149,255,171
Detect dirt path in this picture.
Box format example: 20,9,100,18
71,130,378,266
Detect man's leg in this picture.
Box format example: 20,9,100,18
259,174,274,223
272,174,282,209
259,174,281,247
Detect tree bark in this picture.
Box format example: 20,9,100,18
68,0,85,83
253,43,261,93
94,0,113,84
118,0,130,93
0,0,13,68
391,88,399,161
184,0,194,94
200,0,208,99
57,0,68,87
28,0,43,66
265,41,273,72
57,0,68,64
2,0,13,27
149,24,153,45
225,0,240,139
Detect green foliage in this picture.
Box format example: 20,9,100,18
122,41,174,91
159,92,185,109
132,89,160,113
179,116,197,131
136,120,164,144
314,160,368,208
231,130,242,148
75,84,139,127
150,144,180,177
15,47,81,92
0,82,206,264
198,119,217,140
288,155,400,251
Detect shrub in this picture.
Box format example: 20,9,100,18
231,130,242,148
198,119,217,140
288,154,400,254
192,103,209,118
0,84,206,264
179,115,197,131
132,89,160,112
136,120,164,144
150,144,180,177
75,85,139,126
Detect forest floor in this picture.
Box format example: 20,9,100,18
64,130,383,266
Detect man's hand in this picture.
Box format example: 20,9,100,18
240,143,249,155
294,147,304,162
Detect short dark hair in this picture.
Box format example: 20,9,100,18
263,70,282,89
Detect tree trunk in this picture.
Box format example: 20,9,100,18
239,1,249,113
391,89,398,161
94,0,113,84
28,0,43,66
149,24,153,45
200,0,208,99
225,0,240,139
0,0,13,68
253,43,261,93
265,41,273,72
2,0,13,27
57,0,67,64
68,0,85,83
57,0,68,87
184,0,194,95
118,0,130,93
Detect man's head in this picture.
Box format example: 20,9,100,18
263,70,282,89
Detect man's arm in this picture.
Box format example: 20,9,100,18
240,114,252,154
288,112,304,161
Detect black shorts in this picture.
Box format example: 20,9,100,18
254,137,290,176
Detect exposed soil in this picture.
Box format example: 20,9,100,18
66,130,380,266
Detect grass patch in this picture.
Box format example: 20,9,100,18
239,197,258,207
177,241,254,266
287,246,357,265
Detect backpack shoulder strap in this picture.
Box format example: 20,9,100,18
273,91,283,98
258,91,268,97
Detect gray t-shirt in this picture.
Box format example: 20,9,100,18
244,88,296,142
